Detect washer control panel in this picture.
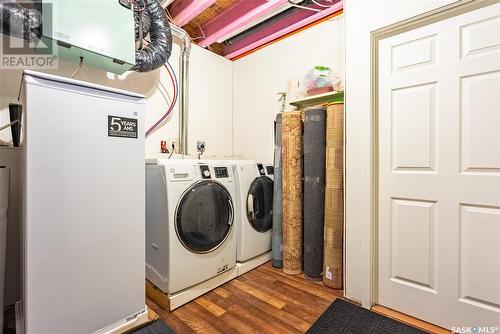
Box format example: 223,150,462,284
200,165,211,179
214,167,229,179
266,166,274,175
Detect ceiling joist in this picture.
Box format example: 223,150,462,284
169,0,217,27
197,0,290,48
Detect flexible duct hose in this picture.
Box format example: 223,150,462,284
134,11,151,42
0,0,41,43
132,0,172,72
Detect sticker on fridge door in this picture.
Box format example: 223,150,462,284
108,116,138,139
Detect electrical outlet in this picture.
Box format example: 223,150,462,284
167,138,177,154
197,141,206,153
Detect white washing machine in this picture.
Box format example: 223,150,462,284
232,161,274,268
145,159,237,296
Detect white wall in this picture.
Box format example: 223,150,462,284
232,15,345,163
144,44,233,158
187,45,233,158
0,42,232,305
344,0,461,306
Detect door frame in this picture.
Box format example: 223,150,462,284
359,0,498,309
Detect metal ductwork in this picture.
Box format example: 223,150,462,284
169,24,191,155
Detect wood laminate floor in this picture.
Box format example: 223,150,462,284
146,262,343,334
1,261,448,333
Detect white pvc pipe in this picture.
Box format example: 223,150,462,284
0,167,10,331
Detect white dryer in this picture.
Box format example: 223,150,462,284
232,161,274,273
145,159,237,301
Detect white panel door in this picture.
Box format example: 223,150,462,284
378,3,500,329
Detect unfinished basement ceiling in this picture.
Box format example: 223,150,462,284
174,0,234,56
166,0,343,59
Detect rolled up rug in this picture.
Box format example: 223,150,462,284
303,106,326,281
323,103,344,289
272,113,283,268
282,111,303,275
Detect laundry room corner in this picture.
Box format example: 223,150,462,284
1,0,498,333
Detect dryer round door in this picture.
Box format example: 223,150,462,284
175,180,234,253
246,176,274,233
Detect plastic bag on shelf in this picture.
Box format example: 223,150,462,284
303,66,343,96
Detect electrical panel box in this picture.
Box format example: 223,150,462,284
39,0,136,74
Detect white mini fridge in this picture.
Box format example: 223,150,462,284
21,71,146,333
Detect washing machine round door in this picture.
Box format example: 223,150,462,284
175,180,234,253
246,176,274,233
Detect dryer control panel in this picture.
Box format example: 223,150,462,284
214,167,229,178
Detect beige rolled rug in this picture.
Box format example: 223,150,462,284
282,111,303,275
323,103,344,289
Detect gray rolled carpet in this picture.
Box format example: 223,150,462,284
306,299,427,334
272,113,283,268
303,106,327,280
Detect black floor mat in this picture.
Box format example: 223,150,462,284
129,320,176,334
306,299,427,334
